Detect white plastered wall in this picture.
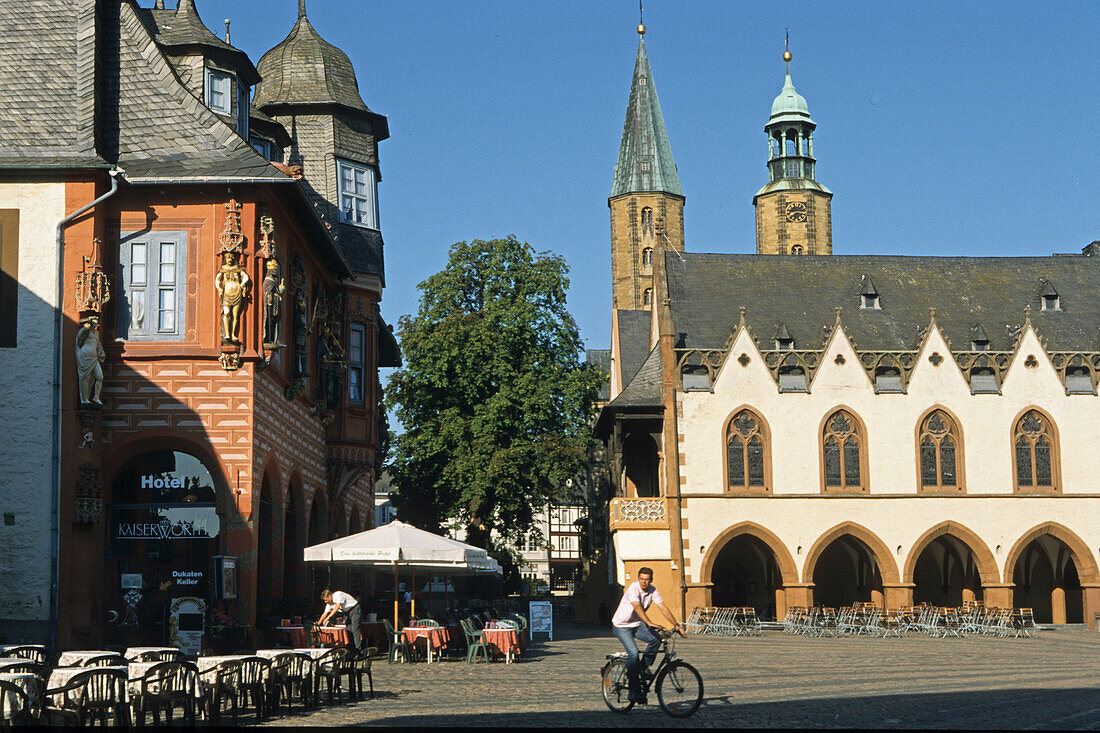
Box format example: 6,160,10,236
674,321,1100,586
0,182,65,624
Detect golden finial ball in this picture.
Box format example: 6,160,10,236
637,23,646,35
783,50,792,62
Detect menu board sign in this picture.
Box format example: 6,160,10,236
529,600,553,640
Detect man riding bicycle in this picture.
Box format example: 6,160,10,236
611,567,685,704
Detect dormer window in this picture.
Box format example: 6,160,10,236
777,365,808,392
874,366,905,393
859,276,880,310
205,69,232,115
236,82,249,136
970,366,999,394
773,324,794,350
969,324,990,351
1065,366,1095,395
1040,281,1061,311
681,365,711,391
337,159,379,229
249,136,272,160
640,161,651,172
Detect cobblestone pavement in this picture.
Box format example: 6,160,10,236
251,623,1100,728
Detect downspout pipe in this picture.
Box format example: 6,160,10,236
49,168,123,655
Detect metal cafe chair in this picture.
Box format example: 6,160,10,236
0,647,46,665
0,678,35,727
199,658,242,724
382,619,411,664
132,660,200,726
44,667,130,726
269,652,314,714
314,648,350,705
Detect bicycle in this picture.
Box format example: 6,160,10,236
601,628,703,717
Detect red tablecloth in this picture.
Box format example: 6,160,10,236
277,622,386,649
403,626,450,651
481,628,520,657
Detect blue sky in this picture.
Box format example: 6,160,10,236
197,0,1100,352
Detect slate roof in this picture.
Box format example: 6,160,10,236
665,250,1100,353
0,0,285,181
115,1,285,180
609,36,682,199
0,1,104,168
135,0,259,83
252,5,389,139
616,309,651,387
608,347,662,408
586,348,612,402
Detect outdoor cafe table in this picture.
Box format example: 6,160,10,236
124,647,179,661
56,650,117,667
276,623,386,649
0,659,37,673
0,672,39,722
481,627,521,664
402,627,451,664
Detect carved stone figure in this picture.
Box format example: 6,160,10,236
262,257,286,349
215,250,251,345
292,290,310,378
76,316,106,405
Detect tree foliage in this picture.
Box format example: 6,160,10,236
385,236,604,550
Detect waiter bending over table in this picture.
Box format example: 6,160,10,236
318,588,363,657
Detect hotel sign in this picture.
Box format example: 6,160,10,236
115,519,214,540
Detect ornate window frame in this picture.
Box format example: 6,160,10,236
915,406,965,494
1011,407,1061,494
819,407,868,494
724,407,771,494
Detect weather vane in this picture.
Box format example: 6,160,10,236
637,1,646,36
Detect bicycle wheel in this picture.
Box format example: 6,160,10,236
655,660,703,718
601,658,635,713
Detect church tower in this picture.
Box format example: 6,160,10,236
609,23,684,310
754,49,832,255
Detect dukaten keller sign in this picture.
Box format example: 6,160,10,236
115,506,220,541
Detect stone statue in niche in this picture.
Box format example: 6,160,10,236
292,289,310,379
76,315,106,405
262,257,285,350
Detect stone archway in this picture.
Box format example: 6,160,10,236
1005,523,1099,625
903,521,999,606
700,522,799,620
803,522,900,609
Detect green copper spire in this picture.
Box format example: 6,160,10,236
610,34,683,199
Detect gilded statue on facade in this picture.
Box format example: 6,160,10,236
215,250,250,345
262,257,285,350
76,315,106,405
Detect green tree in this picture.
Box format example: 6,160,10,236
386,236,604,550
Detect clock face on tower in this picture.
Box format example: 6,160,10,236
784,201,808,223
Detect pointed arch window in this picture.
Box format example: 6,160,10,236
1013,409,1059,492
918,409,963,492
640,207,654,236
641,247,653,267
822,409,867,492
642,288,652,307
726,409,770,492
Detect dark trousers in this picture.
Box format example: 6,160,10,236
612,624,660,697
346,604,363,652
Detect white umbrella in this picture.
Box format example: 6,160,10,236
304,520,501,625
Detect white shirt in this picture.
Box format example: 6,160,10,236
612,580,663,628
325,590,358,615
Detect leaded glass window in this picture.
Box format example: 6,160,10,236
1014,410,1057,491
727,410,768,491
822,410,865,491
918,410,963,491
